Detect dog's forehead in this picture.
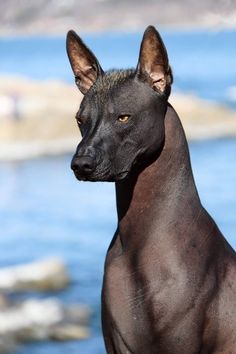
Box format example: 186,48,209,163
89,69,135,99
81,69,155,113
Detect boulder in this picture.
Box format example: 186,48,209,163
0,258,70,292
0,298,91,351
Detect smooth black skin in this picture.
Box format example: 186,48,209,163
67,26,236,353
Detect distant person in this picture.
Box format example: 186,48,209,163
0,94,21,121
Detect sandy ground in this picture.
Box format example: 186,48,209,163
0,76,236,160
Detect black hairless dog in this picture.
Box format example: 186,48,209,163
67,26,236,353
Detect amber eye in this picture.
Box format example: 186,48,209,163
117,114,130,123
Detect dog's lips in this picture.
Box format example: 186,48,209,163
72,169,88,180
73,169,130,182
114,170,130,180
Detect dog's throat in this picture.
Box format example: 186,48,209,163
115,105,199,247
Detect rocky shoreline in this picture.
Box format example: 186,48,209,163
0,76,236,161
0,259,91,353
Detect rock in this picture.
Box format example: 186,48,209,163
0,294,9,309
0,259,91,352
0,77,81,160
64,304,92,325
0,335,18,354
170,93,236,140
0,258,70,292
0,298,91,347
49,324,90,341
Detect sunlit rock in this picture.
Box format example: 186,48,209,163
0,298,91,351
0,258,70,292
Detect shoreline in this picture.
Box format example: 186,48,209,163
0,76,236,162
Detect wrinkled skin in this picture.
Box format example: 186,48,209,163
67,26,236,353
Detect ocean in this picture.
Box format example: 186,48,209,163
0,30,236,354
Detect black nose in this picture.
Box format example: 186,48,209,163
71,155,96,175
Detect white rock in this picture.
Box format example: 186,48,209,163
0,258,70,292
0,298,91,340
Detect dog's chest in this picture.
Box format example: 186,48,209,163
102,255,157,352
101,245,215,354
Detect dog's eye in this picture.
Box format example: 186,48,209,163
117,114,130,123
75,116,83,126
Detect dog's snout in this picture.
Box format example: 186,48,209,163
71,155,96,175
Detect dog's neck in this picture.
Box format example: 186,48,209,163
115,104,202,251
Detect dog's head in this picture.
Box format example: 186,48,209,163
66,26,173,182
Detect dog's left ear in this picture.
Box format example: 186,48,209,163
66,30,104,94
136,26,173,97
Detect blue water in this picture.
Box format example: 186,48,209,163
0,30,236,107
0,31,236,353
0,140,236,354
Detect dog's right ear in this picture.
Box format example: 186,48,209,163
66,30,103,94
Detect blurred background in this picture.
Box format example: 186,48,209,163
0,1,236,353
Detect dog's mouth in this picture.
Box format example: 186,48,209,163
73,169,130,182
114,170,130,180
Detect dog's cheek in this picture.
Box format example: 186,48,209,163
113,143,138,174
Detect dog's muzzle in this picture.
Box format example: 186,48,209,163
71,155,97,179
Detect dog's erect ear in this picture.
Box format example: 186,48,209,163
136,26,173,96
66,30,103,94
